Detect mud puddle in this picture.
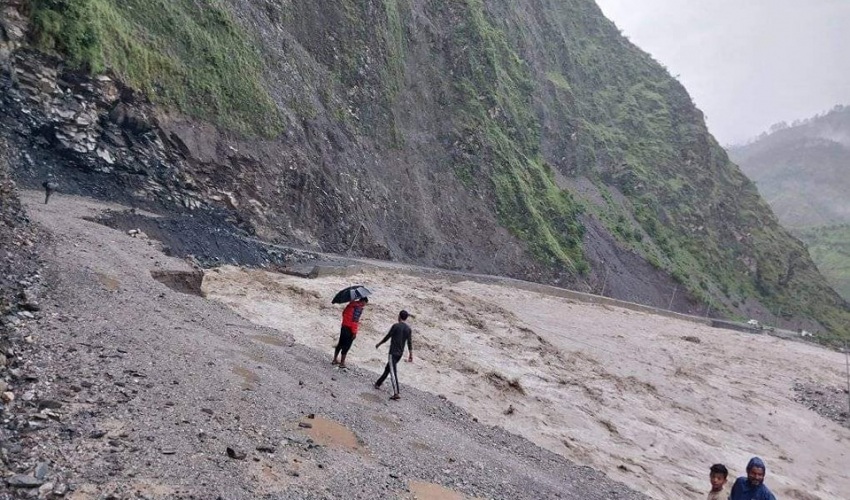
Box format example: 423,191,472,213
298,416,364,453
232,365,259,389
408,481,472,500
251,334,288,347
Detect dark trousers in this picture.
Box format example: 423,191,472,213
375,354,402,395
334,326,355,358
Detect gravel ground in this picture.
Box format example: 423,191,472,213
92,210,322,269
793,382,850,429
0,189,650,499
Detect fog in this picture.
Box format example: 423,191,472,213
595,0,850,145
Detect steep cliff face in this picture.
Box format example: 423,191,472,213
3,0,848,340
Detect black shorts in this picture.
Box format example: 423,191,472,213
337,325,355,355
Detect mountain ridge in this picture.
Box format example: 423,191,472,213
730,105,850,301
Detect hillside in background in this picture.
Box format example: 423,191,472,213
1,0,848,341
729,105,850,228
730,106,850,301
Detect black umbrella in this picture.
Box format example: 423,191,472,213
331,285,372,304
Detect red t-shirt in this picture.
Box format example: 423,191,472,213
341,301,366,335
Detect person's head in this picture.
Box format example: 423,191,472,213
746,457,766,487
398,310,409,321
361,296,369,304
709,464,728,491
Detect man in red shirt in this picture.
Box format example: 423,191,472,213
332,297,368,368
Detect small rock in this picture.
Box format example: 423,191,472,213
38,399,63,410
307,413,315,419
298,422,313,429
201,408,214,415
34,462,50,480
1,391,14,403
90,430,107,439
20,301,40,312
256,445,276,453
38,482,55,495
161,449,176,455
0,381,7,393
7,475,43,488
226,447,246,460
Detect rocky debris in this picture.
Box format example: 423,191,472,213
0,134,55,498
94,209,322,269
1,42,216,218
793,382,850,429
6,474,43,488
226,447,247,460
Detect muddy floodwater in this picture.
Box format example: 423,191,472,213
203,266,850,500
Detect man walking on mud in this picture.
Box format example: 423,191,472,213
332,296,368,369
374,310,413,400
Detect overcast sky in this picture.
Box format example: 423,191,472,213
595,0,850,145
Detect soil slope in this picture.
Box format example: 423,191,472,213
2,189,648,500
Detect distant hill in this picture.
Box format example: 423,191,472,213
730,106,850,301
729,105,850,228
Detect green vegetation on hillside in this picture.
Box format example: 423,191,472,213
28,0,282,136
482,0,850,340
796,225,850,301
440,0,587,272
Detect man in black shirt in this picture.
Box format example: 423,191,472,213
374,310,413,400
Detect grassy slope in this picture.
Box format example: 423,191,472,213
484,0,850,341
23,0,850,341
28,0,283,136
437,0,587,271
796,225,850,301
